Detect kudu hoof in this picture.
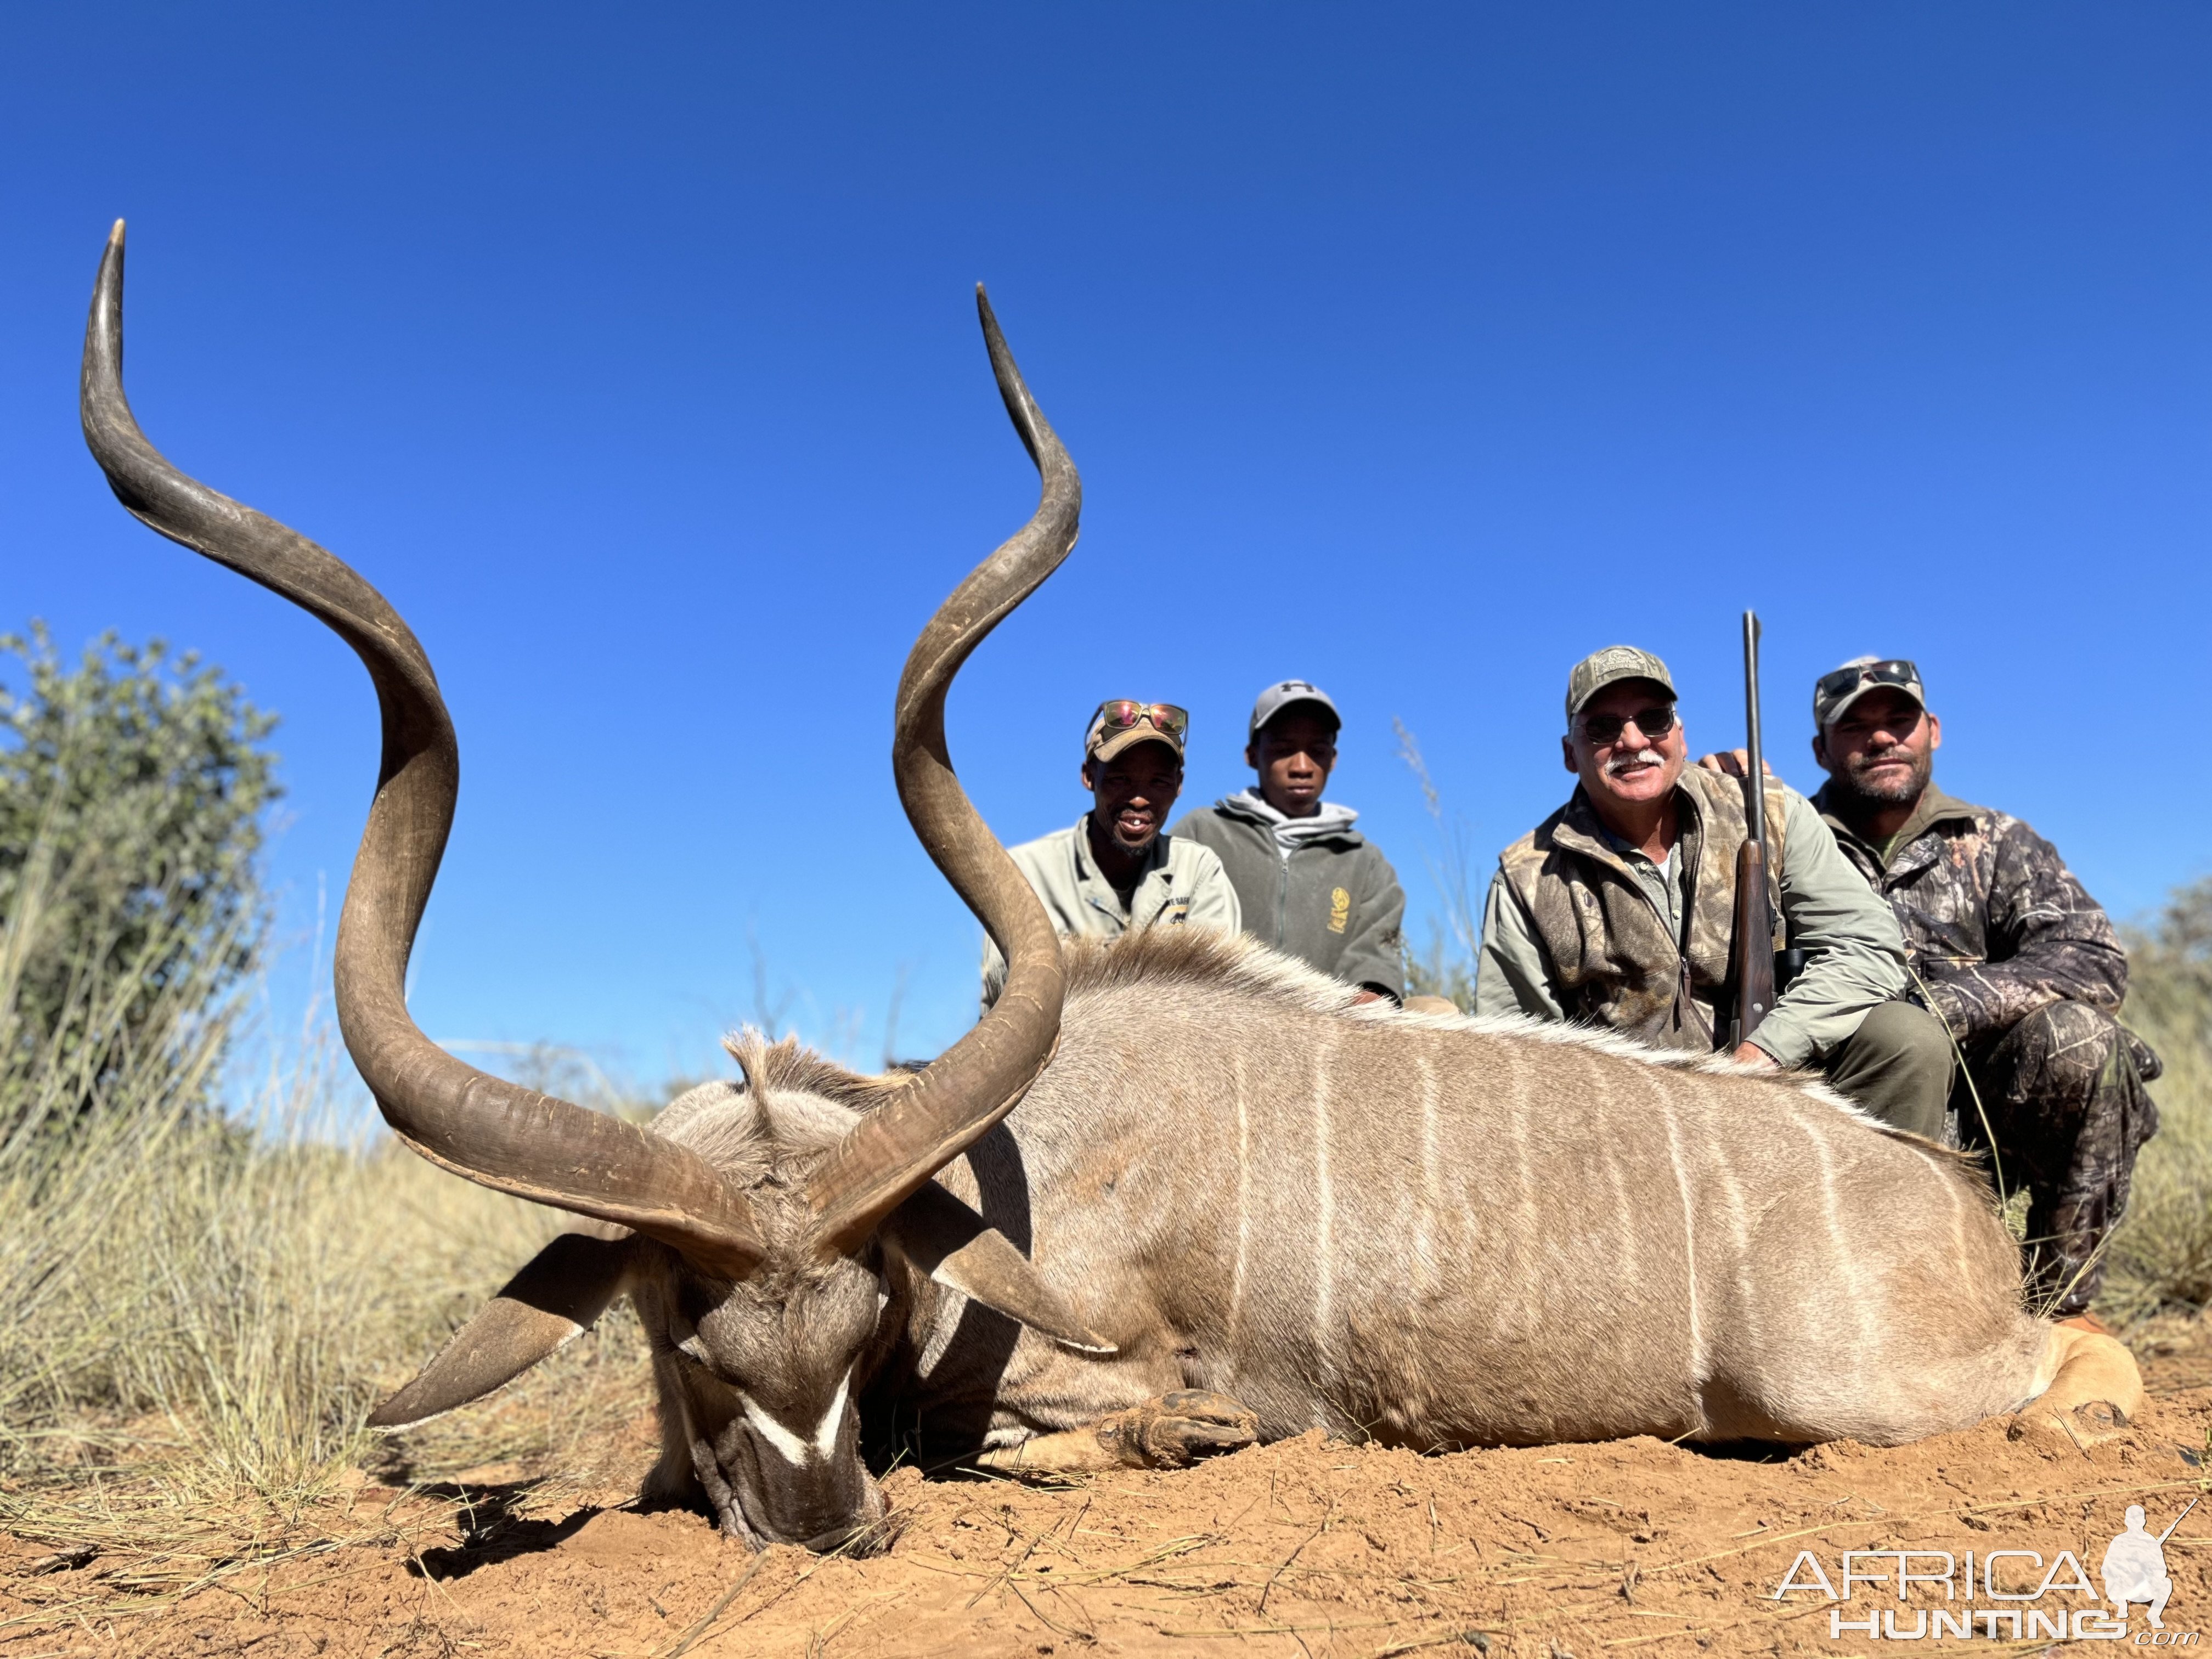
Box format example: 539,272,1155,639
1096,1390,1260,1468
2010,1396,2132,1448
2013,1325,2146,1448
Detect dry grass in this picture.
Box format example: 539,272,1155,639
0,1096,662,1634
0,823,658,1598
2106,879,2212,1324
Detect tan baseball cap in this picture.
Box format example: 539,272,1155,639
1084,701,1188,764
1565,645,1677,723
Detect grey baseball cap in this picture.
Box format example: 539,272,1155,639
1813,657,1925,728
1565,646,1677,723
1249,679,1341,738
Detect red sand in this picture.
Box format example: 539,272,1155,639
7,1341,2208,1657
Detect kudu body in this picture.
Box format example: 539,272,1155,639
667,936,2132,1477
81,224,2139,1555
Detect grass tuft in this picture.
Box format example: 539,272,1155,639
0,808,656,1572
2107,878,2212,1324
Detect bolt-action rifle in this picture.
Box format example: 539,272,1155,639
1730,611,1777,1052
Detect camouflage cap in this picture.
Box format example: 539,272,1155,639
1813,656,1925,728
1565,645,1677,723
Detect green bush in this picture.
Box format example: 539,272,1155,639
0,630,573,1505
0,624,278,1141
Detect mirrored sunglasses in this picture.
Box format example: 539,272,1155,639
1817,659,1920,704
1091,701,1189,740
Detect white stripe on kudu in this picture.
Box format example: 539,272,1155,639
1232,1050,1250,1338
738,1369,850,1465
1655,1086,1705,1381
811,1369,851,1459
1415,1053,1440,1293
737,1391,809,1465
1311,1032,1336,1364
1797,1111,1876,1354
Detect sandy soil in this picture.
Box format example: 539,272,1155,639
7,1330,2209,1658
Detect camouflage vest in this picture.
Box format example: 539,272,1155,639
1497,765,1787,1051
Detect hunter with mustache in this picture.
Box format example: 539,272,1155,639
1475,646,1954,1134
981,700,1240,1009
1798,657,2159,1324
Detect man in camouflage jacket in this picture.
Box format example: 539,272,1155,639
1806,656,2160,1322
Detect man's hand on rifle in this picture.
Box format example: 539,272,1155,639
1696,749,1775,779
1730,1040,1780,1071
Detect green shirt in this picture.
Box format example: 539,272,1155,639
1169,793,1407,997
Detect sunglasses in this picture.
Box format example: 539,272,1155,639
1091,701,1189,740
1817,659,1920,704
1576,705,1679,746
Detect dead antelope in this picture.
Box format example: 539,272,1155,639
81,221,2142,1555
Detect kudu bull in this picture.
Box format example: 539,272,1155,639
81,222,2141,1555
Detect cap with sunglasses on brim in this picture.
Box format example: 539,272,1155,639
1084,700,1189,763
1249,679,1341,738
1813,657,1925,728
1565,645,1677,723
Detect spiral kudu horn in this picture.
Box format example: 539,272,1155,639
804,287,1080,1255
78,222,764,1277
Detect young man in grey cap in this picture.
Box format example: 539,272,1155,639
1474,645,1954,1134
1802,656,2159,1324
980,700,1240,1009
1171,680,1407,1003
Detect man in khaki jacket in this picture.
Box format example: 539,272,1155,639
981,700,1240,1009
1474,645,1953,1133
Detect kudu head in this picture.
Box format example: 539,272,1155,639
79,222,1104,1550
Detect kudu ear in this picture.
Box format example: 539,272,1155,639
882,1183,1115,1355
368,1232,641,1429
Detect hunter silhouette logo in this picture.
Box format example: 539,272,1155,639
2103,1500,2193,1632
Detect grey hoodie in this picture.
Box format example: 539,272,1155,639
1170,788,1407,997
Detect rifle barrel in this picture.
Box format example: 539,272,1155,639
1742,610,1767,867
2157,1496,2199,1544
1731,610,1778,1047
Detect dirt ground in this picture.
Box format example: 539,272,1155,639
6,1324,2209,1658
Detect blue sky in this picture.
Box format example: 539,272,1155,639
4,4,2208,1090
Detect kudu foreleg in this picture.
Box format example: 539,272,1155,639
976,1390,1260,1473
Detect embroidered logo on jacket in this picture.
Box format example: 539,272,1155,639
1328,887,1352,934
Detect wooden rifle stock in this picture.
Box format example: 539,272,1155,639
1733,837,1777,1046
